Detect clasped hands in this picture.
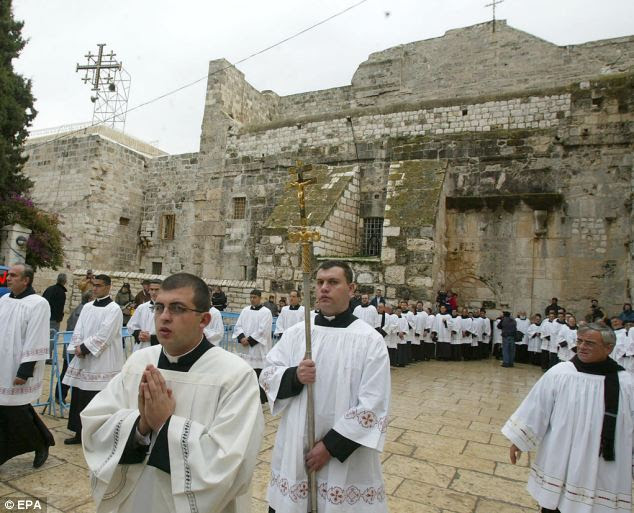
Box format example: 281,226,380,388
137,365,175,436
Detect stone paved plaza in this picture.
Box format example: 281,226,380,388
0,359,543,512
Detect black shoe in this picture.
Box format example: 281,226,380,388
33,446,49,468
64,436,81,445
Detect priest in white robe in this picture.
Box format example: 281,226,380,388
379,304,397,366
515,312,530,364
203,304,225,346
127,279,161,352
527,314,543,366
422,311,436,361
449,309,462,361
233,289,273,403
413,303,428,362
260,261,390,513
556,316,578,363
0,264,55,468
63,274,125,444
459,309,474,361
274,290,305,337
503,323,634,513
432,305,452,360
480,310,492,359
352,294,380,328
81,273,264,513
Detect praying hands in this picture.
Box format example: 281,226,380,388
137,365,175,436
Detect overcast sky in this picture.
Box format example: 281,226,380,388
13,0,634,154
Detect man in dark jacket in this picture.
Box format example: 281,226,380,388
499,311,517,368
211,286,227,311
42,273,67,332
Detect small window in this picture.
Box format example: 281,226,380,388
233,197,246,220
119,217,130,226
152,262,163,275
362,217,383,257
160,214,175,240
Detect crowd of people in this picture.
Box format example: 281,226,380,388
2,262,634,513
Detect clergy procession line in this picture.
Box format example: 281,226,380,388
1,261,634,513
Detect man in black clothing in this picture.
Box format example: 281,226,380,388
211,285,227,311
544,297,561,317
42,273,67,332
499,311,517,368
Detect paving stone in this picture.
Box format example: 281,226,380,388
450,469,536,508
395,478,478,513
382,454,456,488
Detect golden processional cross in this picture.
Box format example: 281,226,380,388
288,160,320,512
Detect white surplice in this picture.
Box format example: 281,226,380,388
448,315,461,345
0,293,50,405
414,311,428,345
458,316,472,345
352,304,380,328
527,323,542,354
423,314,436,344
470,317,484,346
63,299,125,391
233,305,272,369
433,314,452,343
275,306,306,336
203,306,224,345
127,301,155,352
384,314,399,350
81,345,264,513
492,319,502,345
515,317,530,346
556,325,577,362
502,362,634,513
259,318,391,513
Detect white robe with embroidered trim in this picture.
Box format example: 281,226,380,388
502,362,634,513
127,301,155,352
275,306,306,336
203,306,224,345
232,306,272,369
63,300,125,391
0,294,50,405
81,345,264,513
259,318,391,513
352,304,380,328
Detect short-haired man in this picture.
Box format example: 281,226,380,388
260,260,391,513
370,288,386,307
274,290,305,338
503,324,633,513
544,297,560,317
0,264,55,468
62,274,125,444
233,289,273,404
43,272,67,332
127,279,162,352
81,273,264,512
78,269,94,293
353,293,380,328
134,279,151,307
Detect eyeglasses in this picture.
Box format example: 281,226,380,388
153,303,206,316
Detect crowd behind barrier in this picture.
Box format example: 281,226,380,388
36,313,279,417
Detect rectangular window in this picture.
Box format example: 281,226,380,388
233,197,246,220
152,262,163,275
160,214,175,240
362,217,383,257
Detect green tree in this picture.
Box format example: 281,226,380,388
0,0,35,196
0,2,64,270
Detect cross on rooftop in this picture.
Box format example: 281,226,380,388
76,44,122,91
485,0,504,32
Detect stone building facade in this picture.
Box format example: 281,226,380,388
23,21,634,316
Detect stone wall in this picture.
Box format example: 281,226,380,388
24,130,149,278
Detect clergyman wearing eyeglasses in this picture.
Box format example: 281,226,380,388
80,273,264,513
502,323,634,513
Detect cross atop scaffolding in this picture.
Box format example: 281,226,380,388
76,44,131,131
485,0,504,32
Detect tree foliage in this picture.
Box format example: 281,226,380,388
0,2,65,270
0,0,36,197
